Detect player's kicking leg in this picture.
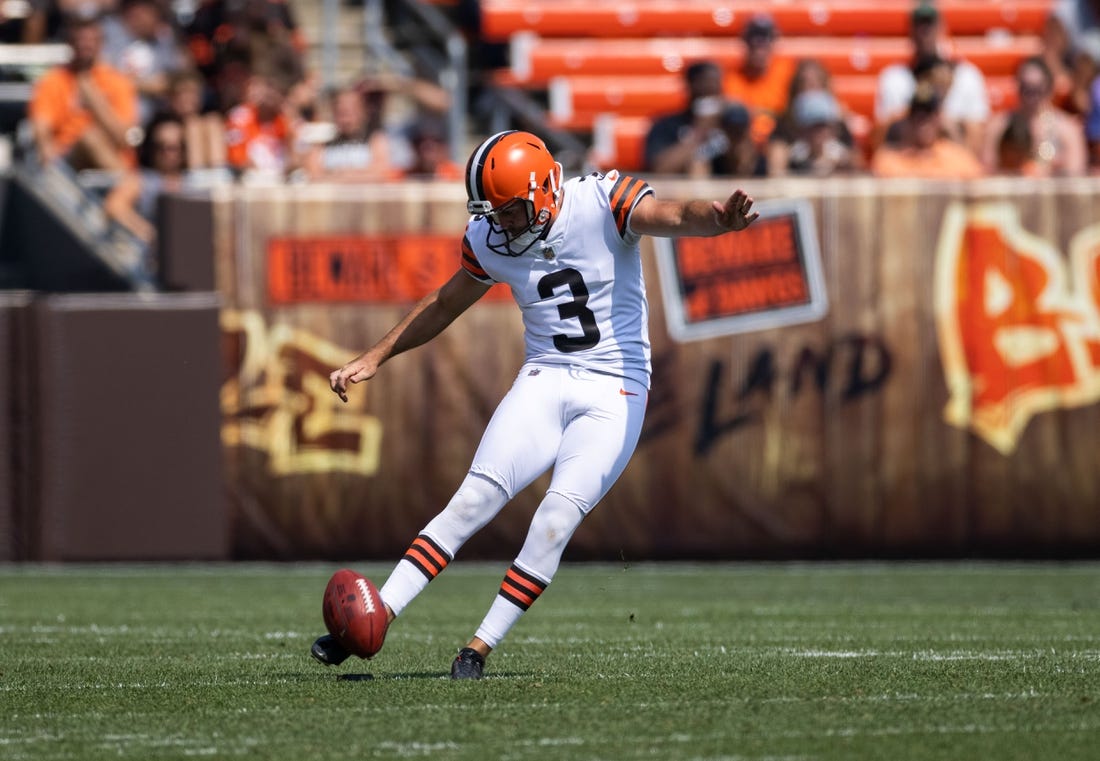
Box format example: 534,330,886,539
450,371,647,679
448,491,583,679
310,633,351,665
310,605,396,666
309,474,503,666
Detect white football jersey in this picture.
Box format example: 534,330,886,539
461,170,654,388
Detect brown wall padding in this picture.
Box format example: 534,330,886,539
30,292,228,560
157,194,216,292
0,291,32,560
211,180,1100,560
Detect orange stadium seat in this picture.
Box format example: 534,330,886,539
481,0,1055,41
546,73,1020,127
547,75,683,122
591,114,650,172
484,1,1042,169
586,70,1023,172
509,34,1042,84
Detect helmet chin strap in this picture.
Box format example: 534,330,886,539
504,222,548,255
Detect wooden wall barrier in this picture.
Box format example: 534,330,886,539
210,177,1100,560
0,291,32,560
0,291,228,561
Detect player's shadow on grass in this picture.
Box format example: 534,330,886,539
332,670,537,681
280,669,444,682
335,671,443,681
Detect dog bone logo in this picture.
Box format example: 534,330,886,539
935,202,1100,454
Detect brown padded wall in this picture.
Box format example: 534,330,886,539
30,292,228,560
212,180,1100,559
157,194,216,292
0,291,32,560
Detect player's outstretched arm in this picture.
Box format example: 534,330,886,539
329,269,491,402
629,189,759,238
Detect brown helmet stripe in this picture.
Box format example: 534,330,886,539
465,130,516,208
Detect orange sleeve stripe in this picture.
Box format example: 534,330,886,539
608,174,631,211
461,236,490,278
609,174,644,211
462,254,488,277
609,175,650,236
613,178,644,220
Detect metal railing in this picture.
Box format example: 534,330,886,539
313,0,590,170
316,0,468,163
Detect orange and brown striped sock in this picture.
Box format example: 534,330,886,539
401,533,453,581
497,562,549,611
472,562,551,648
379,533,455,618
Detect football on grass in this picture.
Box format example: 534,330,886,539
322,569,388,659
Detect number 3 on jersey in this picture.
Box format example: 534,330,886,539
537,268,600,352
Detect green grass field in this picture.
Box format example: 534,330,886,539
2,562,1099,760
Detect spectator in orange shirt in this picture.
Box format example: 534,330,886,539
724,13,795,146
28,13,140,172
871,86,985,179
225,73,294,177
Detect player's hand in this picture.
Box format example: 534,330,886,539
712,189,759,232
329,354,379,403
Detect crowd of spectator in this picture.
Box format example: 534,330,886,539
5,0,453,244
8,0,1100,248
641,2,1100,180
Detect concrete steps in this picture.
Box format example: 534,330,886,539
294,0,373,88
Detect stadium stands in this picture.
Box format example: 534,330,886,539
507,34,1042,83
479,0,1056,169
587,78,1023,171
481,0,1055,40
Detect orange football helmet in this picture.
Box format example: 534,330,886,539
465,130,563,256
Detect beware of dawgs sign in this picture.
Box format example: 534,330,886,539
654,198,828,341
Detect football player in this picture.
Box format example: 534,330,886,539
313,130,759,679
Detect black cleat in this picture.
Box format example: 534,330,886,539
311,634,351,666
450,647,485,680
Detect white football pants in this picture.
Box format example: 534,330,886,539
470,362,648,512
380,362,648,627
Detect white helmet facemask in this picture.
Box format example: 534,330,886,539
483,166,561,257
